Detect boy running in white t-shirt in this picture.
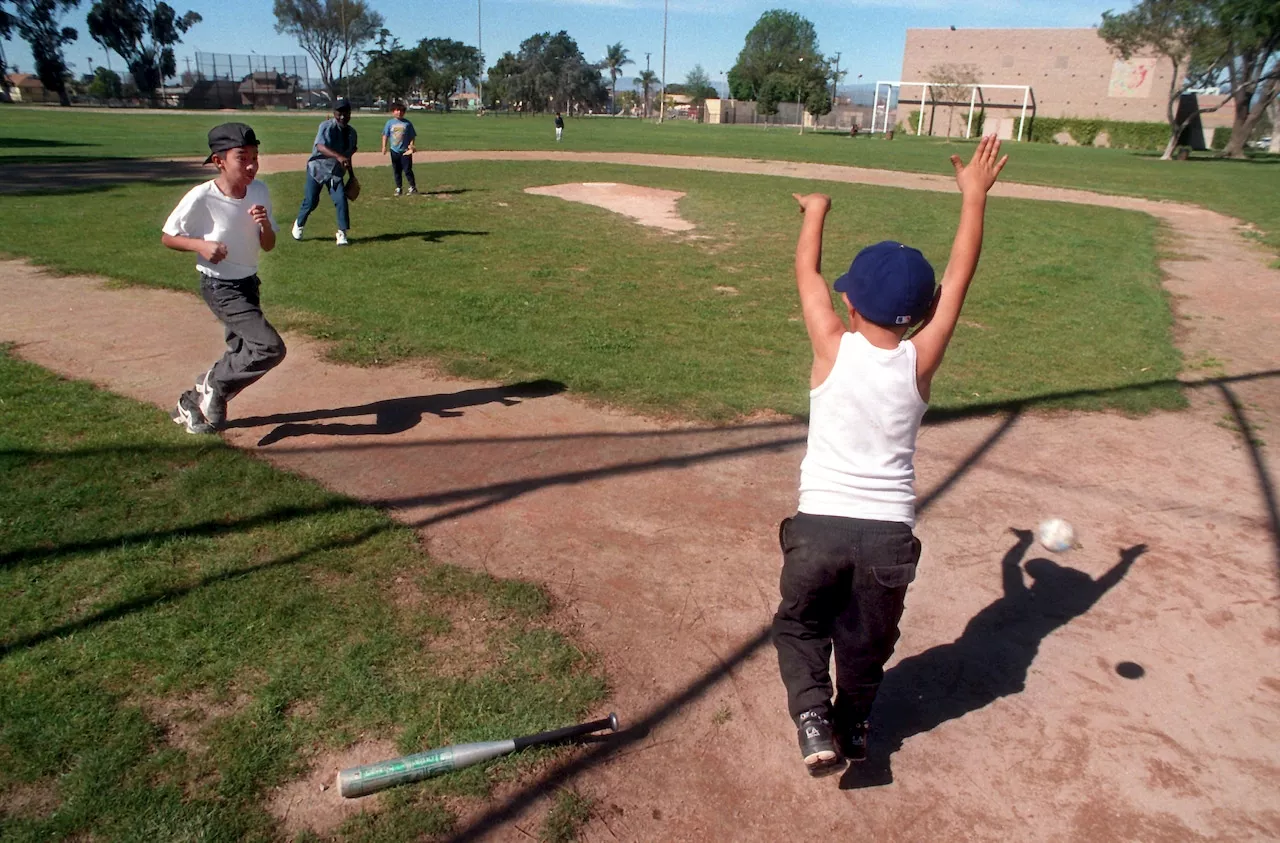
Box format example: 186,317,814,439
162,122,285,434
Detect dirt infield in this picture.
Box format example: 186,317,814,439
2,152,1277,842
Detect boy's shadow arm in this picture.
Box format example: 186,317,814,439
1094,543,1147,595
1003,528,1035,597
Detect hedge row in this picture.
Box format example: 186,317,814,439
896,111,1168,150
1027,117,1171,150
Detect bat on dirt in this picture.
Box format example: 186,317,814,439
338,712,619,798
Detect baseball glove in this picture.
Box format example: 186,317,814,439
345,174,361,201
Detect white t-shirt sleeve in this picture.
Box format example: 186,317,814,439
162,183,208,237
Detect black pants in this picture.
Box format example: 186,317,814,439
390,151,416,190
199,273,286,401
773,512,921,725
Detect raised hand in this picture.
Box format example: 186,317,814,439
950,135,1008,197
793,192,832,214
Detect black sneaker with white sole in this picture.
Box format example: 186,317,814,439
172,390,216,434
836,720,868,762
797,709,845,777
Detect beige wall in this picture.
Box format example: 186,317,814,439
896,28,1232,135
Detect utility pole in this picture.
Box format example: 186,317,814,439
341,0,349,100
477,0,483,110
659,0,667,123
831,52,841,105
797,55,805,135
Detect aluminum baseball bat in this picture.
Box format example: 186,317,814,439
338,712,619,798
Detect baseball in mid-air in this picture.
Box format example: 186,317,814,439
1037,518,1076,553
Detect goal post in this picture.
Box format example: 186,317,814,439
870,81,1033,141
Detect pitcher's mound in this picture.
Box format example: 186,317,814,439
524,182,694,232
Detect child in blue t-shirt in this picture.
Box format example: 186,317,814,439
381,102,418,196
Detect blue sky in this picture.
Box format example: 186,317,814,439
6,0,1124,92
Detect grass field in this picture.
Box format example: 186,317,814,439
4,106,1279,258
0,160,1182,418
0,348,606,842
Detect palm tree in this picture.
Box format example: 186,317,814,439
603,42,633,115
635,69,659,118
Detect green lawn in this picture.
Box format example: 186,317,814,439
4,106,1279,257
0,160,1182,418
0,349,606,842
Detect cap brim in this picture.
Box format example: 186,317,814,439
203,152,216,164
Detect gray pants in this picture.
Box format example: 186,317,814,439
199,273,286,401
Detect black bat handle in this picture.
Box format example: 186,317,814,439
513,712,619,751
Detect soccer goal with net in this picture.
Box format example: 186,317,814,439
869,81,1033,141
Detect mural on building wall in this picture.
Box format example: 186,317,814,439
1108,59,1156,98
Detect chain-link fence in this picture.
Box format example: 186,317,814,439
183,53,313,110
705,84,892,133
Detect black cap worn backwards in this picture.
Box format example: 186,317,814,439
204,122,260,164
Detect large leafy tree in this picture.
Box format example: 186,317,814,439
1100,0,1280,159
362,30,419,103
1211,0,1280,157
484,31,606,113
418,37,481,108
87,63,121,98
683,63,716,109
729,9,829,116
273,0,383,100
86,0,200,104
602,41,631,114
0,4,12,98
483,50,521,108
11,0,80,106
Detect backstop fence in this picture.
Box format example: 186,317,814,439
186,52,314,110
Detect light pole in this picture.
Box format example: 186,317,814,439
659,0,668,123
477,0,483,110
796,56,804,135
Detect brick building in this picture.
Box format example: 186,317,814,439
895,28,1232,141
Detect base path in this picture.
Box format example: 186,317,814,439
2,152,1277,842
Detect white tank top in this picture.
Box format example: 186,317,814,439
798,331,928,526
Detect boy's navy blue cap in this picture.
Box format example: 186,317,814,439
834,241,937,327
334,98,351,111
204,122,259,163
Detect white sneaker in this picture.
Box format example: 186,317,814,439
291,221,304,241
336,230,349,246
194,369,226,428
407,187,418,195
394,187,402,196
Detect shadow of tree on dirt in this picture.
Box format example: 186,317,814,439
840,531,1146,789
1,159,210,194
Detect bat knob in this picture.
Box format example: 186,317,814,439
608,712,619,732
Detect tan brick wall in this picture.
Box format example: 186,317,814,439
895,28,1232,136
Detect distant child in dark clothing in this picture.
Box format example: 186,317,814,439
554,111,564,142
